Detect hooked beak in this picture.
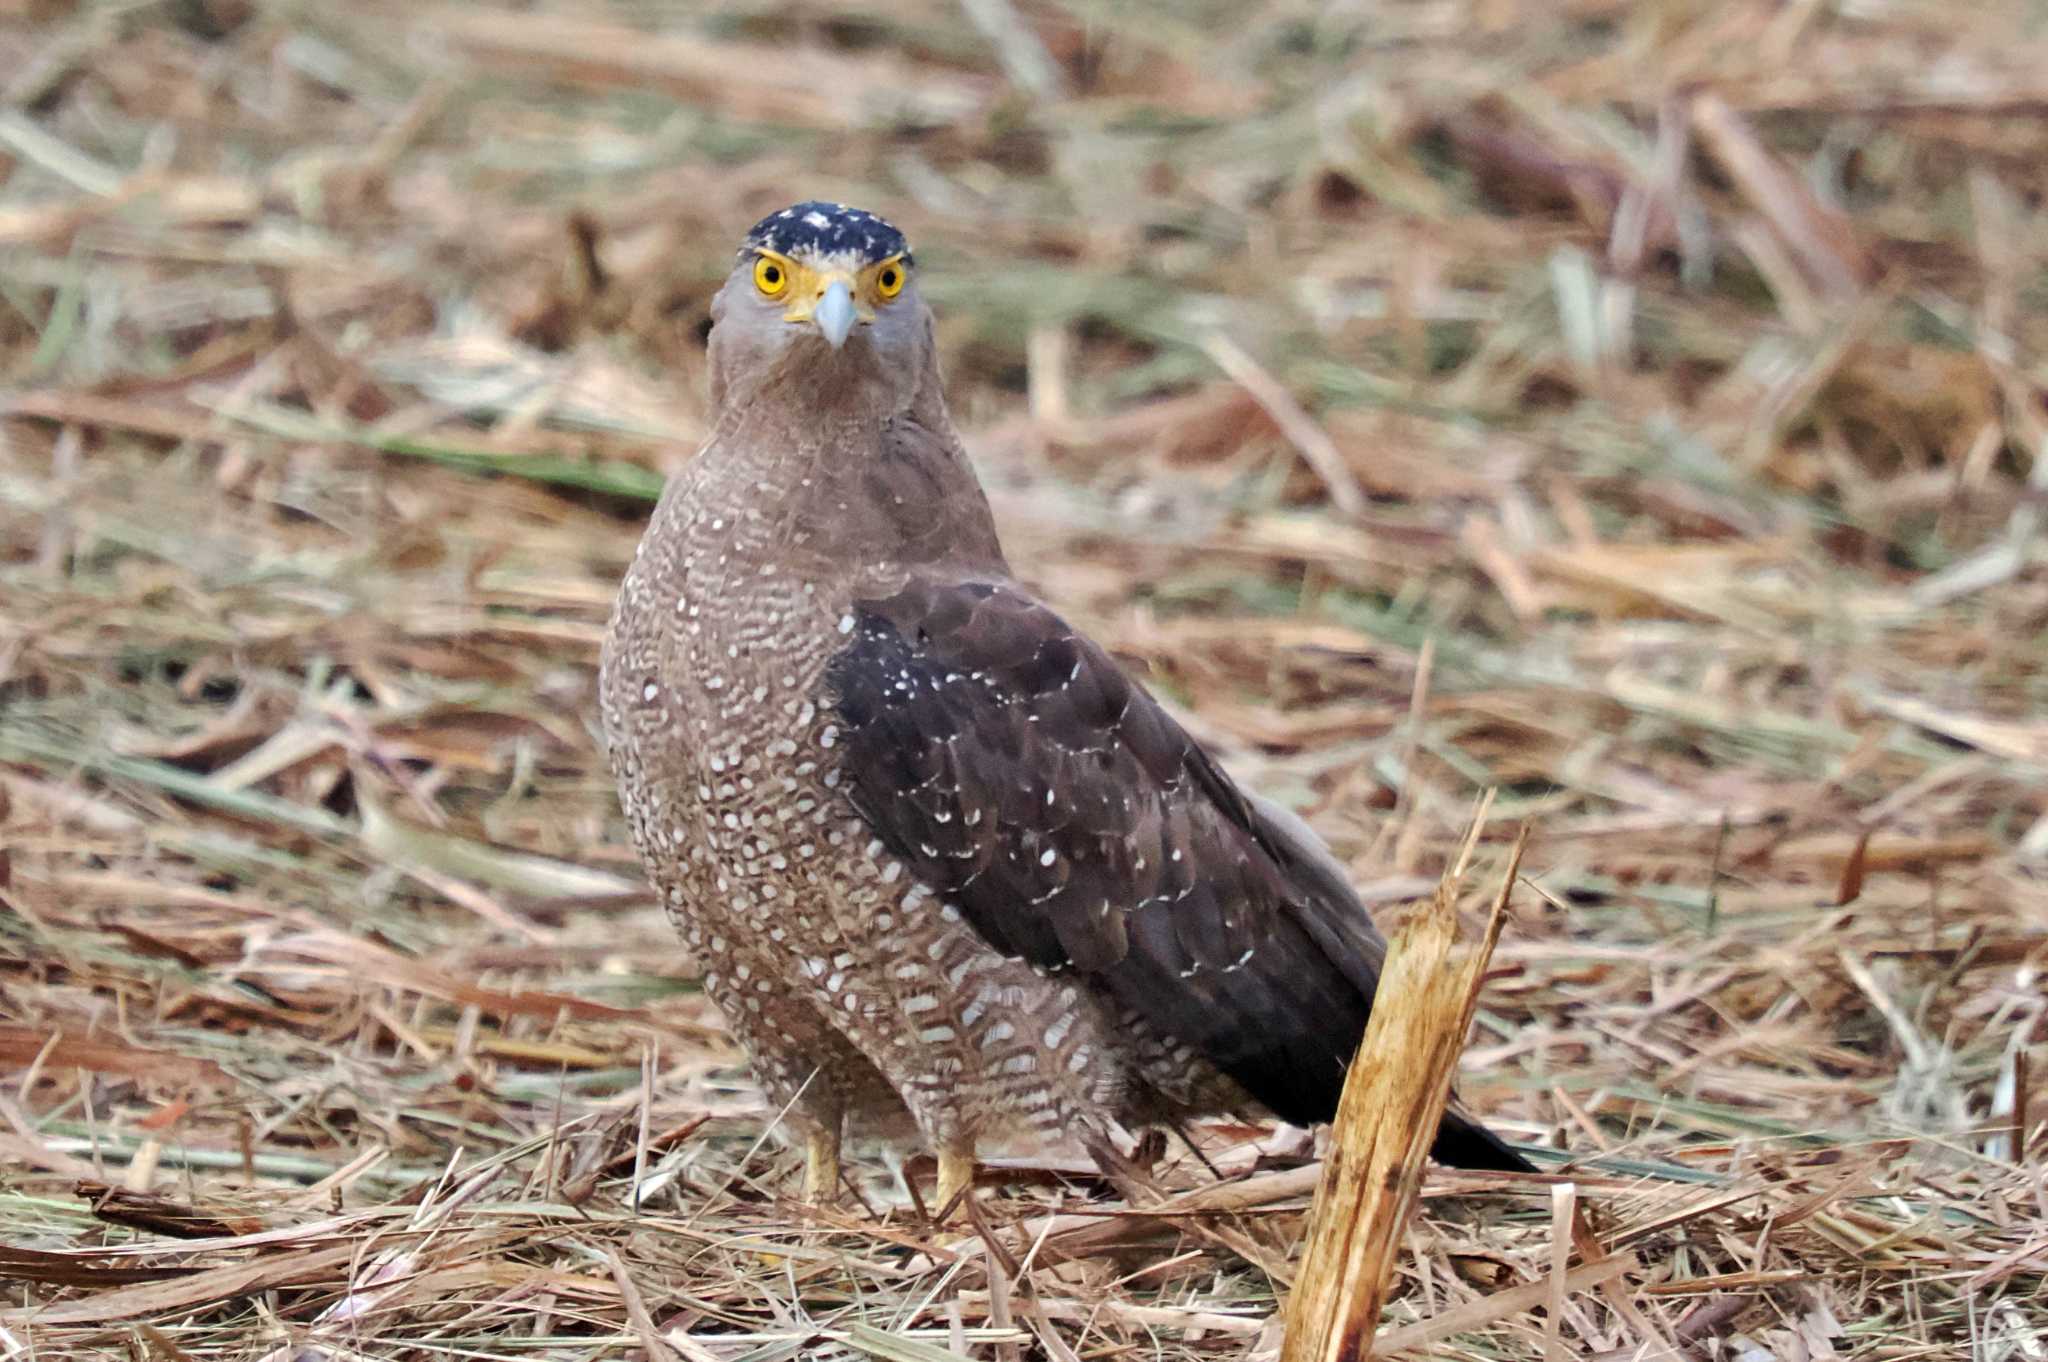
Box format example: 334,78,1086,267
813,278,857,350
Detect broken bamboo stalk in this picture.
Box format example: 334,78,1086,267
1282,812,1528,1362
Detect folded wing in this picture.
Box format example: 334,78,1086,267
824,574,1529,1171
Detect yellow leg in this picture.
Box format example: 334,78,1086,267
802,1123,841,1203
935,1139,977,1216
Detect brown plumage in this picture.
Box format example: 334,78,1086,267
600,201,1530,1204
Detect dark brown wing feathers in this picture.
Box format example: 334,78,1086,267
826,575,1531,1170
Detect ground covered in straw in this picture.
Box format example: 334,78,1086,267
2,2,2045,1358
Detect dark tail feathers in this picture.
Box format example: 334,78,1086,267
1430,1108,1536,1172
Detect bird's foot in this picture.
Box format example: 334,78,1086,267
934,1141,976,1219
802,1125,842,1203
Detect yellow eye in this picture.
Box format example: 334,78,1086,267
875,261,906,300
753,256,787,297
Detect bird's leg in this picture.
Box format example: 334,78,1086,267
935,1138,977,1216
802,1120,842,1203
1079,1121,1158,1206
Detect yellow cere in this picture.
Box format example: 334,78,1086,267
751,249,909,322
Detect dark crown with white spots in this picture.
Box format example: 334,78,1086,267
742,201,912,267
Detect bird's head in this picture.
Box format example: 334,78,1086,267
707,201,930,418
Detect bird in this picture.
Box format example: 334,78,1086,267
600,200,1532,1209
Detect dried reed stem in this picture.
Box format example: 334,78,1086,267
1283,812,1528,1362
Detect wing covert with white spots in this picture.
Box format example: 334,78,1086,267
826,574,1399,1127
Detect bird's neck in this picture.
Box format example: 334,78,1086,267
655,378,1004,602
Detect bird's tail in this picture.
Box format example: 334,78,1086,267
1430,1107,1536,1172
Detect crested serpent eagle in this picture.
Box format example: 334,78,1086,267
600,201,1533,1207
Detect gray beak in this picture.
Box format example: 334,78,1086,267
814,279,856,350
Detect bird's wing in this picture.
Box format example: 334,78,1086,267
824,574,1391,1127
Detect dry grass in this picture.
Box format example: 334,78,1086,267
2,1,2046,1357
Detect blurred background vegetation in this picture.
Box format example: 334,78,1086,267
1,1,2044,1357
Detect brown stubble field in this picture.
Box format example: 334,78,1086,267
1,1,2045,1358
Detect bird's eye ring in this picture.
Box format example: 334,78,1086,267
875,262,905,300
754,257,787,297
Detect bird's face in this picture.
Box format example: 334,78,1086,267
707,201,929,418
